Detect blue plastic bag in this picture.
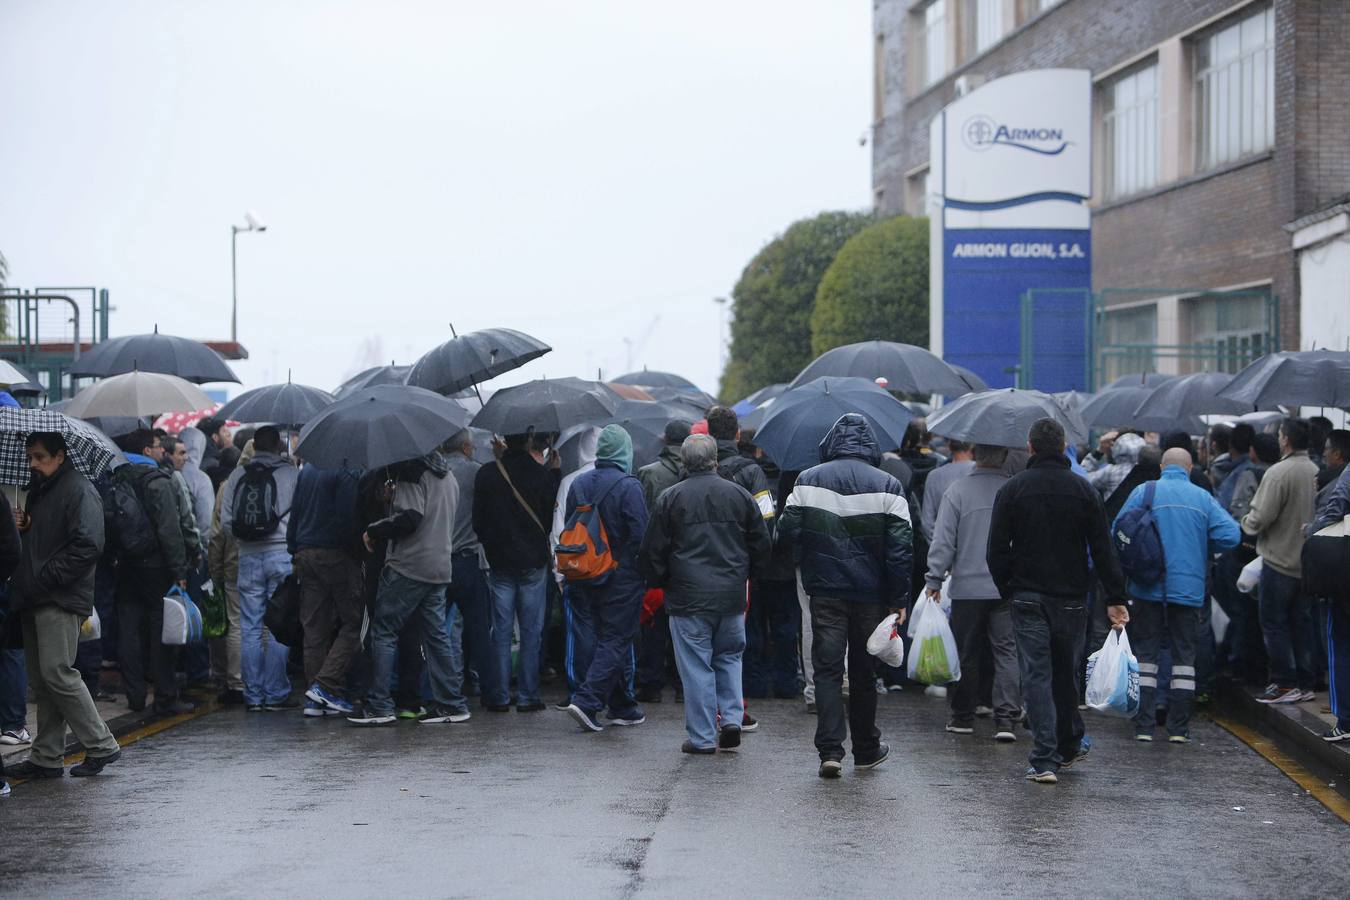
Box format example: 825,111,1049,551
1084,628,1140,718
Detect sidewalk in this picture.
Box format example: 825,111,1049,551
1215,676,1350,803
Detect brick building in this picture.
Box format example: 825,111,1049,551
871,0,1350,384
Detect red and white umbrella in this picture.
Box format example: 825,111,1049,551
154,406,239,435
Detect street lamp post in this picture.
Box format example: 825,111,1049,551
713,296,728,371
231,211,267,343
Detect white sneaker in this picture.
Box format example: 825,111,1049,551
0,728,31,745
1298,690,1316,702
924,685,948,699
974,705,993,718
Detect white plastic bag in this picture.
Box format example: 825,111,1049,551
1084,628,1140,718
1210,597,1231,644
866,613,906,668
1236,556,1263,594
906,595,961,685
937,577,952,616
79,607,101,643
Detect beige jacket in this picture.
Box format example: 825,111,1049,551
1242,450,1319,577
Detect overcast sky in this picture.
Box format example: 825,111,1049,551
0,1,871,397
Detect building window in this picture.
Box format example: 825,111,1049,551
922,1,947,86
1184,291,1272,374
873,34,885,123
968,0,1003,57
1101,62,1159,200
1195,5,1274,171
1099,305,1158,384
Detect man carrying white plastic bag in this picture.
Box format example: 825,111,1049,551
1111,448,1240,742
1084,628,1140,718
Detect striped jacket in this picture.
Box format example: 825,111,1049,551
776,414,913,605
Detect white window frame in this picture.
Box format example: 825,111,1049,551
1101,61,1160,200
1194,4,1275,171
970,0,1003,56
922,0,948,87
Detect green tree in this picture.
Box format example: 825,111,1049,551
810,215,929,357
719,210,873,401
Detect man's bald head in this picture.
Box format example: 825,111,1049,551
1161,447,1193,472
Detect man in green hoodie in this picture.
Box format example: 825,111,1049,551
560,426,650,733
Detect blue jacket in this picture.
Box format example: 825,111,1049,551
1216,456,1253,512
285,464,361,556
777,414,913,605
1113,466,1240,607
565,460,648,576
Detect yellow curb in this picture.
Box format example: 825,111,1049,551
1212,713,1350,825
6,702,220,786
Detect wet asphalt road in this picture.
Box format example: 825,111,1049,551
2,691,1347,899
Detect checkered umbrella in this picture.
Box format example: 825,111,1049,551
0,408,125,485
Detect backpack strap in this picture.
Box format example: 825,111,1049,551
1143,481,1156,510
496,459,548,537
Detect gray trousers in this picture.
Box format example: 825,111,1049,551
210,581,243,690
949,597,1021,722
21,605,119,768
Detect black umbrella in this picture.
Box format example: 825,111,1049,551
643,385,717,415
611,370,700,391
1217,349,1350,409
471,377,617,436
67,327,239,383
927,388,1089,449
333,364,411,399
604,399,689,469
951,365,989,392
1132,371,1260,424
218,379,336,428
1101,372,1173,391
754,377,914,471
733,383,788,416
407,327,551,397
295,385,473,470
789,340,972,397
1081,386,1203,435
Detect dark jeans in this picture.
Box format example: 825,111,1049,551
1011,591,1086,772
636,606,669,690
569,574,642,716
295,548,365,697
1259,567,1315,691
183,561,212,685
116,565,178,710
367,569,461,716
447,553,495,700
744,579,801,699
1329,599,1350,730
1131,601,1199,737
0,646,25,731
810,596,883,763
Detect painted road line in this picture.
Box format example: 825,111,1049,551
6,702,221,787
1213,714,1350,826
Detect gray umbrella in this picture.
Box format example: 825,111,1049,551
63,371,214,418
67,327,239,383
927,388,1089,449
1101,372,1173,391
790,340,973,397
1217,349,1350,409
333,364,411,399
1081,386,1204,435
951,364,990,392
471,377,617,436
407,327,551,396
1132,371,1260,423
218,380,336,428
611,370,701,391
294,385,473,470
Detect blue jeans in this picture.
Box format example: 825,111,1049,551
238,549,293,705
1011,591,1086,772
487,568,548,706
447,553,496,700
1259,566,1316,691
670,613,745,749
369,568,462,716
0,646,26,732
569,574,642,716
564,584,636,698
744,579,801,698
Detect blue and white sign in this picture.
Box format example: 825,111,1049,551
929,69,1092,392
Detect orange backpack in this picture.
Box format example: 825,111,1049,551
554,478,625,582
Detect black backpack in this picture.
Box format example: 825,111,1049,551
231,462,282,541
99,466,161,561
1113,481,1166,585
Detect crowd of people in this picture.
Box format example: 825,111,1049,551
1,395,1348,795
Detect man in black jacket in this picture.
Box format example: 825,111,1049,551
634,420,689,702
473,433,560,711
114,429,192,717
987,418,1129,784
639,434,772,754
6,433,121,780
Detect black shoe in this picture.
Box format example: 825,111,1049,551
516,701,547,712
217,688,245,706
265,698,301,711
636,685,662,703
154,700,196,717
740,713,758,732
126,698,146,713
855,741,890,770
818,759,843,778
681,740,715,755
719,725,742,751
70,750,121,777
7,760,64,779
484,703,511,713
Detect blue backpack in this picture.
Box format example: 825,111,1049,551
1113,481,1165,585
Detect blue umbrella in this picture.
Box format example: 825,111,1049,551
732,383,788,417
753,377,913,471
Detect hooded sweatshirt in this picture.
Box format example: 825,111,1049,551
777,414,913,605
177,427,216,536
219,449,300,556
925,466,1009,600
563,425,648,576
367,453,458,584
1087,433,1145,500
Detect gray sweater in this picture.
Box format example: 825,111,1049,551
219,452,300,557
924,467,1008,600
